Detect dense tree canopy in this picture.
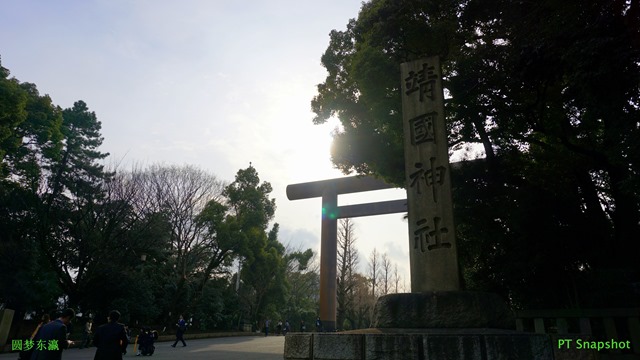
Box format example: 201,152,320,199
1,50,412,338
313,0,640,308
0,62,64,313
0,59,320,335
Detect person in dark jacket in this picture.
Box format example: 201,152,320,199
170,315,187,347
92,310,128,360
30,308,75,360
18,314,50,360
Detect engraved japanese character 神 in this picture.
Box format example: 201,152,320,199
409,163,426,195
408,158,447,202
413,217,451,252
12,339,22,351
404,63,438,101
409,113,436,145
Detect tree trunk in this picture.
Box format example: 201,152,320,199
607,164,640,270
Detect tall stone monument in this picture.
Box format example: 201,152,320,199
371,55,513,330
401,56,460,293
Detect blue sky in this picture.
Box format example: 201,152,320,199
1,0,410,287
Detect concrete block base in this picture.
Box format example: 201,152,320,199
284,329,594,360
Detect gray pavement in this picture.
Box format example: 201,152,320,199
1,336,286,360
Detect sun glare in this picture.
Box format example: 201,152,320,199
284,118,341,182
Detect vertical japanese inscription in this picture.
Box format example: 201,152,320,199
401,56,460,292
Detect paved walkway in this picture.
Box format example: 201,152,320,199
1,335,286,360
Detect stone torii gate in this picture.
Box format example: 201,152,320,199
286,176,407,332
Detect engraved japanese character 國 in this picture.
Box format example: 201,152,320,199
413,217,451,252
404,63,438,102
409,113,437,145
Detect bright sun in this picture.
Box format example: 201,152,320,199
284,118,341,182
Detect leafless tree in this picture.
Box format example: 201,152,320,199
393,263,401,293
368,248,381,298
367,248,384,324
136,163,227,313
336,218,359,330
380,252,392,295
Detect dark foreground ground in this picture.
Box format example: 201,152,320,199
0,335,285,360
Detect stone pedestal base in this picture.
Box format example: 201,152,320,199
284,292,598,359
284,329,596,360
373,292,514,329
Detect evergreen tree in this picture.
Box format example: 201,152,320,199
312,0,640,308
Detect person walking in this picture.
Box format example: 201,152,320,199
18,314,50,360
30,308,75,360
78,318,93,349
92,310,128,360
171,315,187,347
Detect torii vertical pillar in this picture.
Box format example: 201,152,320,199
319,185,338,332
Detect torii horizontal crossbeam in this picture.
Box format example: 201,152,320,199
286,176,395,200
337,199,407,218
